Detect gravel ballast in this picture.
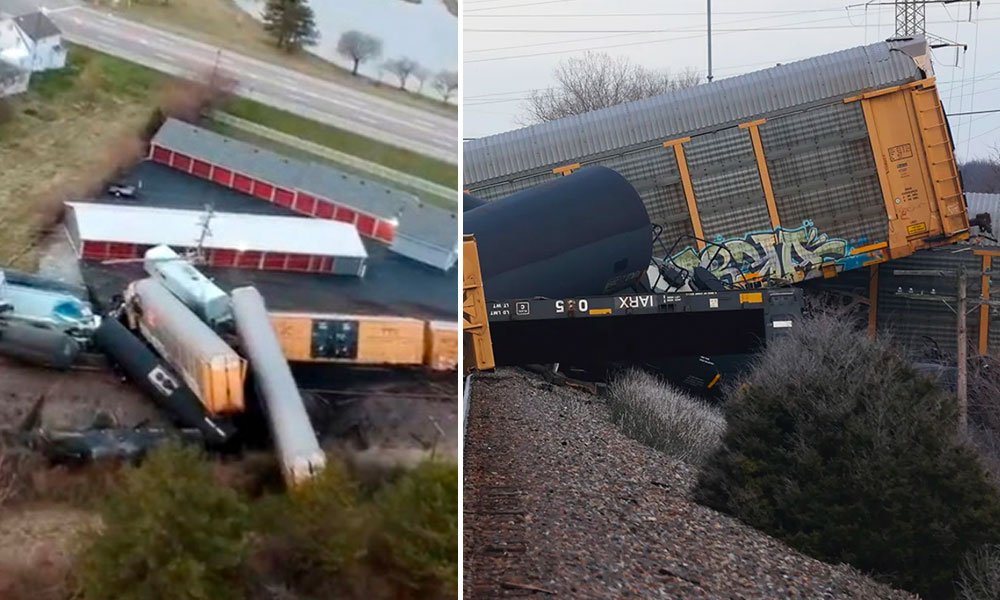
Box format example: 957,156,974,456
463,368,917,599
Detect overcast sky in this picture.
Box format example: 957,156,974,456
463,0,1000,161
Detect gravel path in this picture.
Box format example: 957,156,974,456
463,369,917,599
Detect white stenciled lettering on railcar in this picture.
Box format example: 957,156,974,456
617,295,655,309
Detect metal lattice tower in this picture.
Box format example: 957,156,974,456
895,0,927,37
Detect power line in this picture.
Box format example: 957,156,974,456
466,8,890,17
950,109,1000,116
465,18,1000,33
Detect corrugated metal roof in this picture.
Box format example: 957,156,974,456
66,202,368,259
150,119,419,221
296,162,415,221
966,192,1000,244
394,203,457,250
464,38,930,185
390,238,456,271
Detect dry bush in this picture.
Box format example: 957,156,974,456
968,355,1000,483
338,446,431,494
212,451,285,498
606,367,725,465
157,68,237,125
959,544,1000,600
26,462,123,508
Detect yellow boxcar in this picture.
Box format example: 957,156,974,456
425,321,459,371
270,312,427,366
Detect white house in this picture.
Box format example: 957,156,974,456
0,16,30,72
12,12,66,72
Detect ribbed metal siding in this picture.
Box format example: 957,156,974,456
464,39,926,186
470,171,559,202
685,127,771,240
876,249,983,357
759,102,886,244
591,146,691,244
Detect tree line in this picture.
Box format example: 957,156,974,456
262,0,457,103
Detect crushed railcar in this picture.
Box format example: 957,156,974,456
124,278,247,415
464,37,971,289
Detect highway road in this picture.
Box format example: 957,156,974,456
18,1,457,164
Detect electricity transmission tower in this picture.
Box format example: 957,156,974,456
894,0,928,37
888,1,979,47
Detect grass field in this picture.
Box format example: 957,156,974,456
91,0,457,116
0,45,456,269
224,98,458,189
0,48,161,269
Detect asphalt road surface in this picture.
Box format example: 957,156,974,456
16,0,457,164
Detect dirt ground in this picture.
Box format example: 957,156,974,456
0,357,162,432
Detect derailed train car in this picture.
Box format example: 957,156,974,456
231,287,325,487
125,278,246,415
464,37,970,289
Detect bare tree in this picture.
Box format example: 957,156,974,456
382,57,420,91
413,66,432,94
432,70,458,103
961,149,1000,194
524,51,700,123
336,30,382,76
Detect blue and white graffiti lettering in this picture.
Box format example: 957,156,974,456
664,221,872,286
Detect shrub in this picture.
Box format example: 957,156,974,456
252,459,365,592
607,368,725,464
959,544,1000,600
371,459,458,597
76,444,250,600
695,311,1000,600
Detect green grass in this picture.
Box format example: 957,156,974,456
224,98,458,189
27,45,162,101
206,121,456,210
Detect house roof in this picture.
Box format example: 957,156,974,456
66,202,368,259
14,12,60,42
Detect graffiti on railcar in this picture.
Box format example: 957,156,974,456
667,221,876,285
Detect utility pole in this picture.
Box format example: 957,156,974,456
892,264,1000,434
706,0,713,82
957,265,968,433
